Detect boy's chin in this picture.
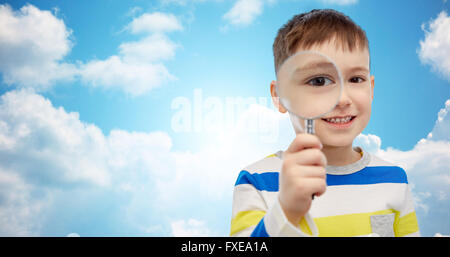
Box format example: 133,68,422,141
320,136,355,148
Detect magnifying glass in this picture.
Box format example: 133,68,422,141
276,50,343,134
276,51,343,199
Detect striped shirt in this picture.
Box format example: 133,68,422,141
230,147,420,237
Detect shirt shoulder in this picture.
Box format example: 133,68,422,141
365,153,409,184
241,151,283,175
234,151,283,191
367,153,397,167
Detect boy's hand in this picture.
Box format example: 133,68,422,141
279,133,327,226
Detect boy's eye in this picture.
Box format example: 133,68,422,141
349,77,365,83
306,77,333,87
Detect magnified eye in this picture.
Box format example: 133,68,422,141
307,77,333,87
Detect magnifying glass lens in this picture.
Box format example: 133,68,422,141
277,51,342,120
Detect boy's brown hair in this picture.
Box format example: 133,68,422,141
273,9,369,73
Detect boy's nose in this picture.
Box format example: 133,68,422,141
336,84,352,108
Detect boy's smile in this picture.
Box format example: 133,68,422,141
321,115,357,129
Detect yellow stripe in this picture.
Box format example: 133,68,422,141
230,209,418,237
314,209,398,237
265,154,276,158
299,217,313,236
230,210,314,236
230,210,265,236
395,211,419,237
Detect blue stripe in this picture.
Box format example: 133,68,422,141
326,166,408,186
235,170,279,192
250,218,269,237
235,166,407,191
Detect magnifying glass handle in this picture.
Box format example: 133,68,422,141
305,119,317,200
306,119,315,134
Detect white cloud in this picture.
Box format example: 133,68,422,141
159,99,293,204
127,12,182,34
354,133,382,155
427,99,450,141
0,89,177,235
0,4,181,96
223,0,264,27
0,89,111,187
0,89,278,235
171,218,211,236
119,34,178,63
0,89,293,236
0,4,77,90
66,232,80,237
80,56,174,96
418,11,450,81
434,233,450,237
0,166,49,236
79,12,181,96
126,7,143,18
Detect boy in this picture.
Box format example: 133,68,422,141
230,9,420,237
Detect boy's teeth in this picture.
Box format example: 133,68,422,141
325,116,352,123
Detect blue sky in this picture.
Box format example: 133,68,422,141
0,0,449,237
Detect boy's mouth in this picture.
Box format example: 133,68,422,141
321,115,356,128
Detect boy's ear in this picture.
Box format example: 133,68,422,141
270,80,287,113
370,75,375,101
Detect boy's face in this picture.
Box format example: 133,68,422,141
272,39,375,148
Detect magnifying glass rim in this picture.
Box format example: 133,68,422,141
275,50,344,120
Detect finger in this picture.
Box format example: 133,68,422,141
285,134,323,154
287,148,327,167
305,178,327,197
289,165,326,179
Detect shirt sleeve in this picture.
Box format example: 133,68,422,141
230,171,318,237
394,184,420,237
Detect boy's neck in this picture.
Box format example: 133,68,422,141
322,144,361,166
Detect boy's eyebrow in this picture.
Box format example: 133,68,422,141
346,66,370,73
288,62,370,76
292,61,337,73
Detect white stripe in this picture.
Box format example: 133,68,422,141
398,185,416,217
231,184,271,218
310,183,410,217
